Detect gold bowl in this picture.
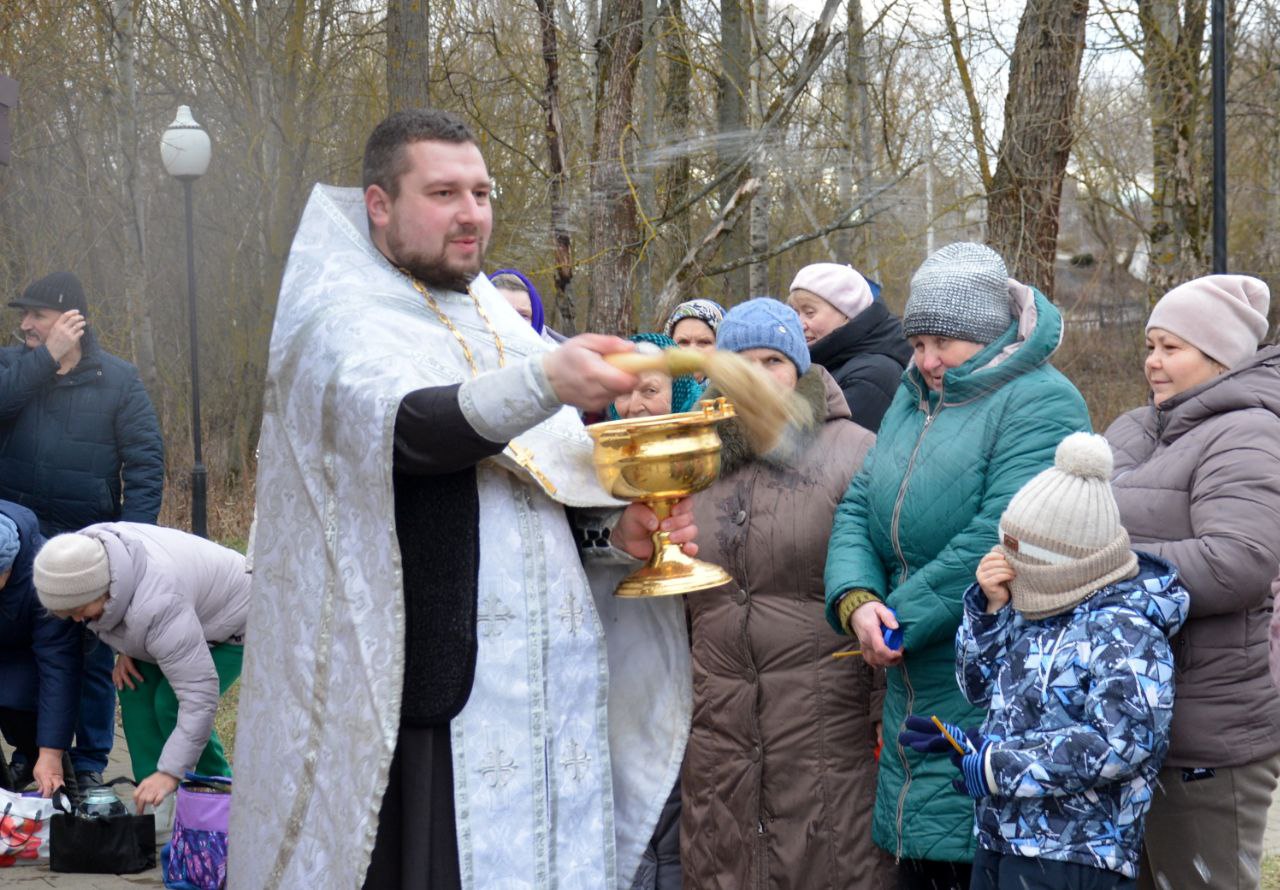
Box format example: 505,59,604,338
587,398,735,597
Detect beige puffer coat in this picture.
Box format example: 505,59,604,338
1105,345,1280,768
680,367,890,890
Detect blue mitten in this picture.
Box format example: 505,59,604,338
898,715,970,756
952,740,994,799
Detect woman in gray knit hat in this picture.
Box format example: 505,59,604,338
824,242,1090,889
1104,274,1280,890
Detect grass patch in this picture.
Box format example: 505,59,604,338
214,679,240,766
1263,856,1280,890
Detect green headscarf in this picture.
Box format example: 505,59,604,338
606,333,705,420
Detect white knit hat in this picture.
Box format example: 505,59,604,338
1146,275,1270,370
998,433,1138,619
789,263,873,320
34,534,111,611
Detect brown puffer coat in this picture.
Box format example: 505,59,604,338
680,367,890,890
1105,345,1280,768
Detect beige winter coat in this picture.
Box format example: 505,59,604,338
681,367,890,890
1105,345,1280,768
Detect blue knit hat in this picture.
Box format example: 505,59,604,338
0,514,20,572
716,298,810,374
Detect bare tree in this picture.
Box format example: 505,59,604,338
1139,0,1209,296
104,0,160,393
986,0,1091,297
585,0,644,334
533,0,576,331
387,0,430,111
717,0,750,301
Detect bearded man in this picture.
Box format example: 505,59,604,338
228,109,693,890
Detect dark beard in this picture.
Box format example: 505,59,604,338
386,228,485,294
399,253,480,293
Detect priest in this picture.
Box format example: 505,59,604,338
228,109,693,890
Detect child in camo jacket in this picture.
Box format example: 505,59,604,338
900,433,1189,889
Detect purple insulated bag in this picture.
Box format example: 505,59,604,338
162,773,230,890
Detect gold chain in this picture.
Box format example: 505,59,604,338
403,273,507,376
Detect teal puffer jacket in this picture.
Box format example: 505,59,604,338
824,284,1090,863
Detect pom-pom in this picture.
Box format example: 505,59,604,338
1054,432,1113,480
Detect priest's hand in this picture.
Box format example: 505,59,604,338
613,498,699,560
542,334,638,411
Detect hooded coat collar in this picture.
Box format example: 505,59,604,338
84,528,142,634
906,282,1064,406
1143,344,1280,443
809,301,912,372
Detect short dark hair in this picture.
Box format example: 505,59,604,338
362,109,476,197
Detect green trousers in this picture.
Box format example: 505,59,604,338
117,642,242,781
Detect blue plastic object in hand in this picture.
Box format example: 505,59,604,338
882,607,903,650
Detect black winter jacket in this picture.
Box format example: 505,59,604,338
808,301,911,432
0,335,164,535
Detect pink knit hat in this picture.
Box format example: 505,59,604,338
789,263,873,320
1147,275,1271,369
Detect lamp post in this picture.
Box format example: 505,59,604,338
1210,0,1227,273
160,106,212,537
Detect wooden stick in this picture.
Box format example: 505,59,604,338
931,715,973,755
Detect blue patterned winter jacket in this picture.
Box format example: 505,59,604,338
955,552,1188,878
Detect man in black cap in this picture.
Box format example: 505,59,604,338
0,270,164,791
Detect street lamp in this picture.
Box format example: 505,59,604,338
160,105,211,538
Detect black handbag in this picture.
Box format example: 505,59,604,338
48,784,156,874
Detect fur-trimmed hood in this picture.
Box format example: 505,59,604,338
705,366,850,476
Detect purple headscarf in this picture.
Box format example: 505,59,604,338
490,268,546,334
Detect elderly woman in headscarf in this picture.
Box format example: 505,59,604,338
0,500,78,797
489,268,565,343
607,333,704,421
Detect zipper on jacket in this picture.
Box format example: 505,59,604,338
894,660,916,861
890,400,942,582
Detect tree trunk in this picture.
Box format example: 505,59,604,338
747,0,770,297
585,0,644,334
840,0,875,271
1139,0,1209,300
106,0,160,394
986,0,1090,299
387,0,430,112
717,0,750,302
534,0,576,332
660,0,692,253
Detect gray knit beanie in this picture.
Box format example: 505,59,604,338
716,297,811,374
998,433,1138,619
34,533,111,612
903,242,1013,344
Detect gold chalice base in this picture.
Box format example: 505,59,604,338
588,399,735,597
